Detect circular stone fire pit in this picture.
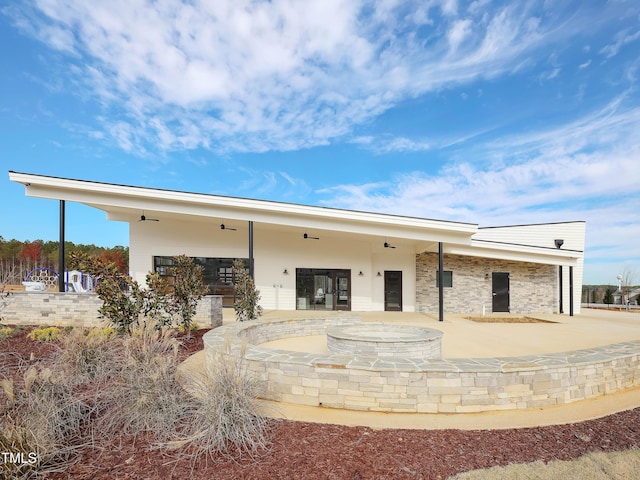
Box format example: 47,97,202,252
327,324,443,359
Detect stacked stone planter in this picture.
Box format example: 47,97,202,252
203,316,640,413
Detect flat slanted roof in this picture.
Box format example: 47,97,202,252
9,170,478,245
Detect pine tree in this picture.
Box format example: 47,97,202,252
603,288,614,305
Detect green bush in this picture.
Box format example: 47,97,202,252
69,251,143,334
232,259,263,322
172,255,208,334
70,252,207,334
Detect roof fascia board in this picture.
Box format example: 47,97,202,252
447,243,581,266
11,172,478,242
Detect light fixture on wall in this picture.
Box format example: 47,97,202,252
377,272,382,277
220,223,237,231
283,268,289,275
358,271,364,276
484,273,489,280
554,239,564,249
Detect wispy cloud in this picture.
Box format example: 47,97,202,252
599,28,640,59
318,98,640,271
5,0,614,155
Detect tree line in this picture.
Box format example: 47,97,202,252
582,285,639,306
0,237,128,285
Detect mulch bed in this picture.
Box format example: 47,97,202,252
2,326,640,479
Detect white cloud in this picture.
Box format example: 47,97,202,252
447,18,473,54
578,59,592,69
599,28,640,58
7,0,608,155
318,99,640,276
227,166,311,200
371,137,432,154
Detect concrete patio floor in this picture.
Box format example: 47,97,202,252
181,307,640,430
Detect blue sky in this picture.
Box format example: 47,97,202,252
1,0,639,285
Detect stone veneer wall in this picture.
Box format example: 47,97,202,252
203,317,640,413
416,253,557,314
2,292,223,328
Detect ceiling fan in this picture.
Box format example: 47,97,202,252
303,231,319,240
139,211,159,222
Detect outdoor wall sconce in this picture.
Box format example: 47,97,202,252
358,271,364,276
377,272,382,277
484,273,489,280
554,239,564,249
283,269,289,275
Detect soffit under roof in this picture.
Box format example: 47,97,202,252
9,171,584,263
9,171,477,245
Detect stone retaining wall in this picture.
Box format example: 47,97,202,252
2,292,223,328
203,317,640,413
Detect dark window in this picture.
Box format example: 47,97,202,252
153,256,249,307
436,270,453,288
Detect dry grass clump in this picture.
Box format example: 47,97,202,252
99,322,187,440
447,449,640,480
54,326,118,384
167,337,270,464
1,366,93,479
1,321,270,478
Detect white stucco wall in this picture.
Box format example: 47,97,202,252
129,218,416,311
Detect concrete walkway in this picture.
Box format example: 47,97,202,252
181,307,640,430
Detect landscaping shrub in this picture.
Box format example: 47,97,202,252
71,252,207,333
178,322,199,334
54,326,119,384
142,271,176,327
69,251,143,333
171,255,208,334
232,259,263,322
27,326,62,342
1,317,269,478
99,321,187,440
168,336,269,463
0,326,14,340
0,366,93,479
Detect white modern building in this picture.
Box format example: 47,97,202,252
9,171,586,316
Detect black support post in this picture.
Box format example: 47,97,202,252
559,265,563,314
59,200,65,292
248,220,254,281
569,266,574,317
438,242,444,322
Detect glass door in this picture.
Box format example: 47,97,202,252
384,270,402,311
334,270,351,310
296,268,350,310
